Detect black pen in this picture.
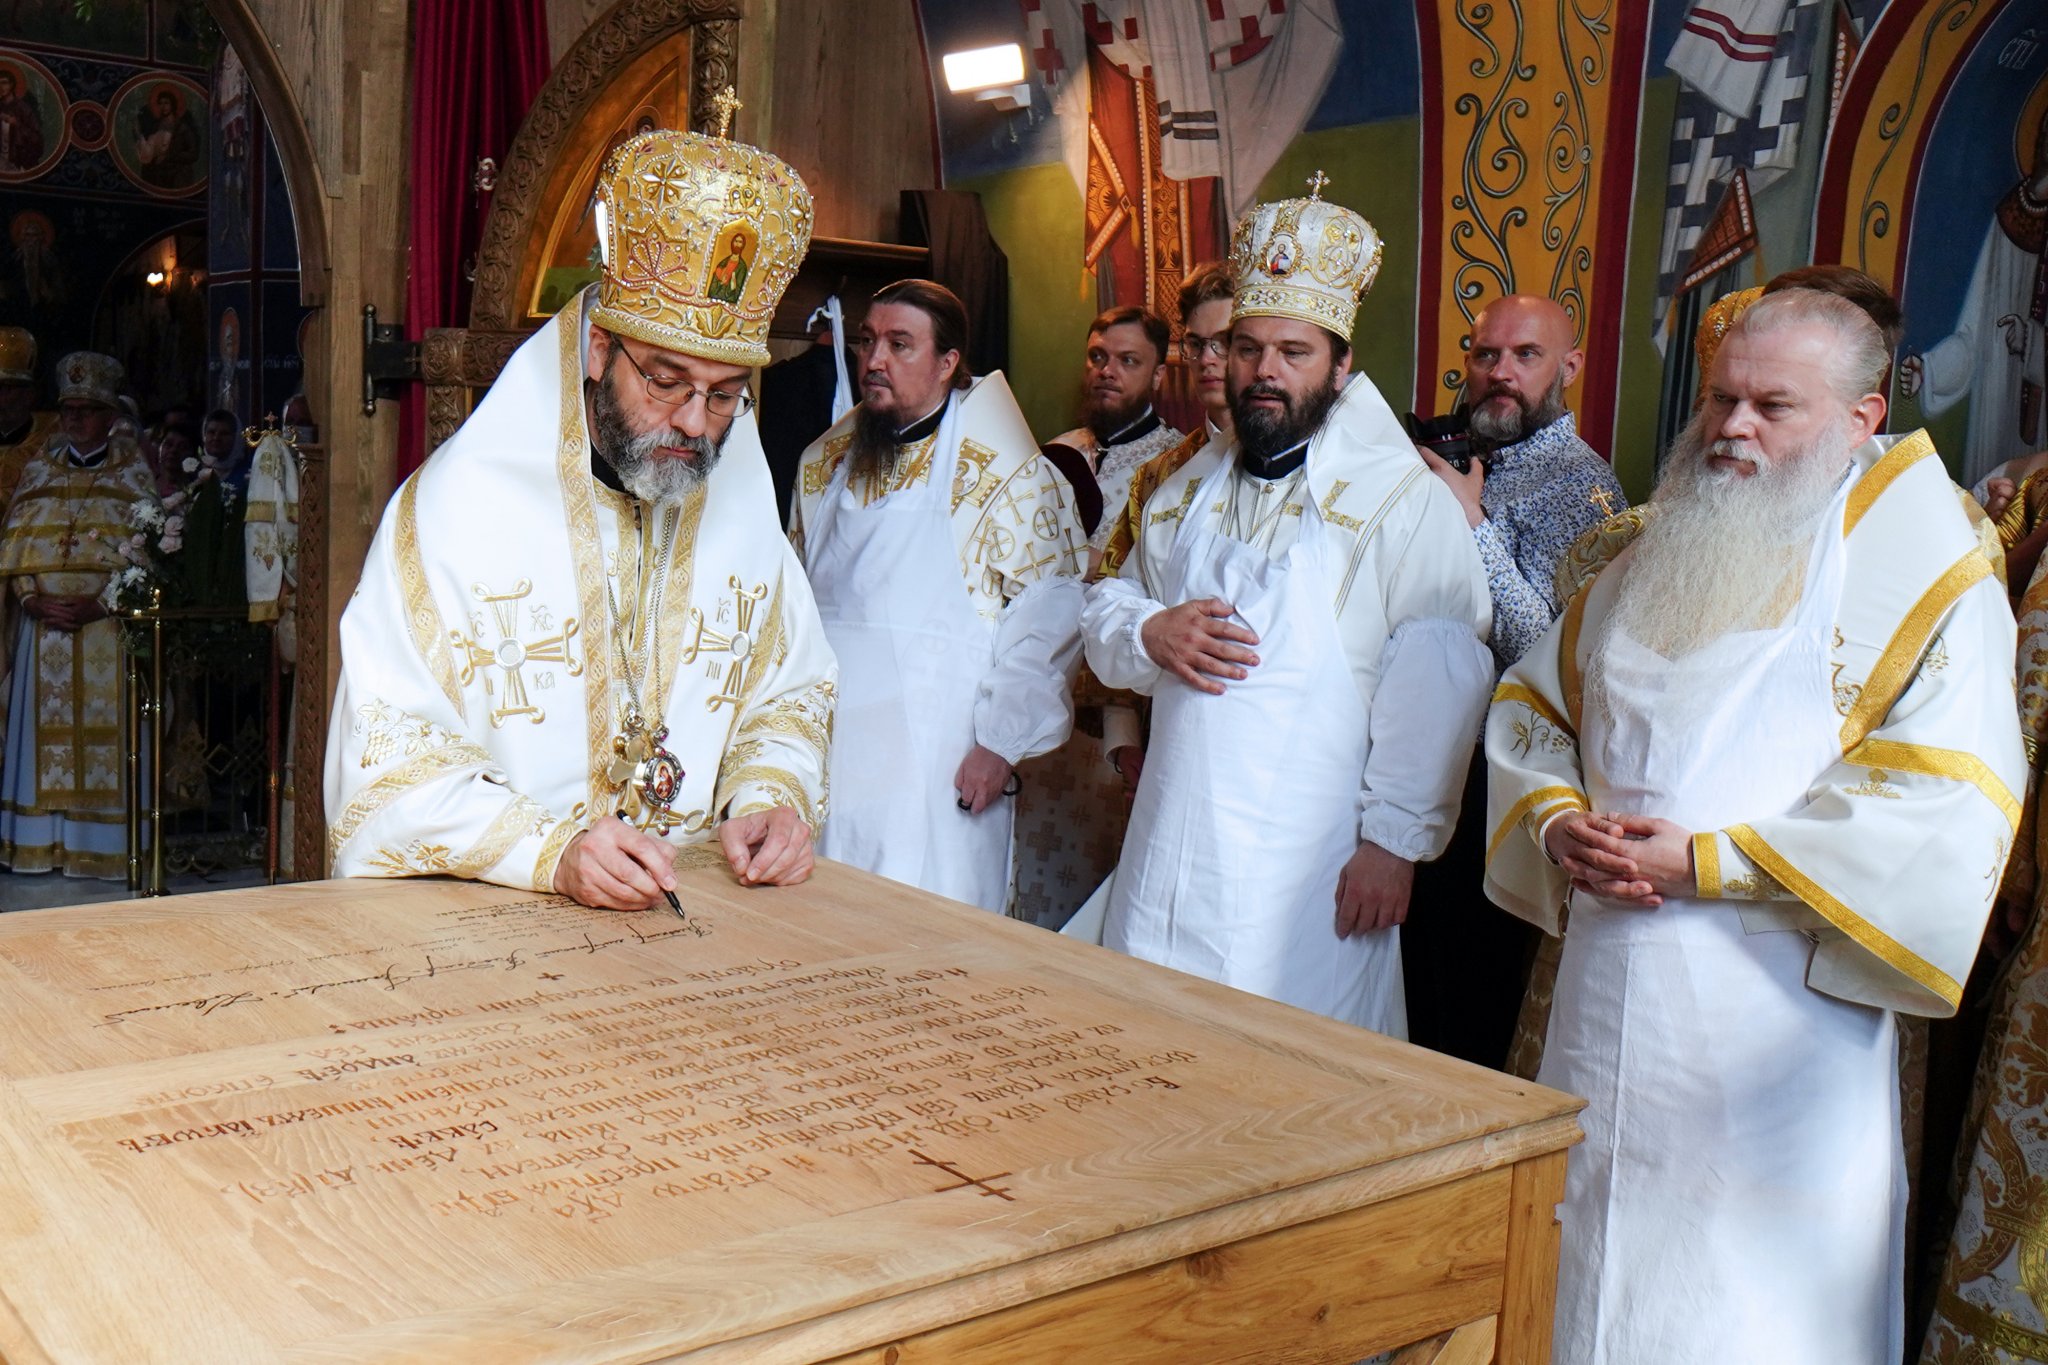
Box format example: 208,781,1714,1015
617,811,686,918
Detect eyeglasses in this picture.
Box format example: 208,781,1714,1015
1179,333,1229,363
613,339,754,416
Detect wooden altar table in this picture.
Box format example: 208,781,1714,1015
0,862,1580,1363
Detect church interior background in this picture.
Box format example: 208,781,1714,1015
0,0,2039,891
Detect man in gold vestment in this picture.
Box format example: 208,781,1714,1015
0,327,55,514
0,352,154,877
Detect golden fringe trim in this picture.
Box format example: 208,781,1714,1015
1842,428,1934,538
1726,823,1961,1010
1693,832,1722,899
1846,737,2021,831
1486,784,1587,864
395,470,466,723
553,314,615,817
452,796,546,881
1493,682,1576,740
327,743,490,864
1839,549,1992,753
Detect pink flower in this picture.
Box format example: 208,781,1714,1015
159,534,183,554
161,490,188,512
181,457,199,473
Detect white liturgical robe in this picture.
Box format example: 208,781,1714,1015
791,376,1085,912
326,290,837,889
1082,374,1494,1034
1485,430,2026,1364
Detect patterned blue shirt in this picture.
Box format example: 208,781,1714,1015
1473,412,1627,670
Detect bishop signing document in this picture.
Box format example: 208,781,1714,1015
326,116,835,905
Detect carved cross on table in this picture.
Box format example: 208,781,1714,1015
681,575,768,712
910,1149,1015,1201
712,87,742,139
450,580,583,728
1588,486,1617,517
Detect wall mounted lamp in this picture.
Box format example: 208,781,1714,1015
942,43,1030,113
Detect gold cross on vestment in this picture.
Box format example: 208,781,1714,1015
680,575,768,712
450,580,583,728
1588,486,1617,516
712,87,742,139
1306,169,1330,200
1017,544,1061,581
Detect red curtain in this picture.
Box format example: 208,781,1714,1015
399,0,552,478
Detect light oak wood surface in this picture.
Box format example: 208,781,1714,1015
0,862,1580,1362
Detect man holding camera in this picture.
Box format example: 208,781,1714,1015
1421,294,1626,670
1409,293,1626,1065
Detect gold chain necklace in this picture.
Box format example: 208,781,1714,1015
604,502,684,828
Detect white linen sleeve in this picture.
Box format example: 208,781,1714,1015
1358,617,1493,859
1080,557,1169,694
973,576,1084,764
1357,477,1495,860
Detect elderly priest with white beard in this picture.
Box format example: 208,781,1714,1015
327,113,836,906
1485,288,2025,1365
1081,179,1494,1035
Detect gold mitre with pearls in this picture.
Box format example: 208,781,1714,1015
590,89,813,369
0,327,35,385
1228,172,1384,339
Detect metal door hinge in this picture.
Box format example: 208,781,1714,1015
362,304,420,414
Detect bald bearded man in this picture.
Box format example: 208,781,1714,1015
1423,294,1625,669
1410,293,1627,1066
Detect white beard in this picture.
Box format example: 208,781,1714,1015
1587,419,1850,729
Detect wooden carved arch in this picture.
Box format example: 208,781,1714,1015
419,0,742,451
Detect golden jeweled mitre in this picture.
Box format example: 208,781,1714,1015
1228,171,1383,340
591,127,814,369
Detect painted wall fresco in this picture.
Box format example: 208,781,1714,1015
914,0,2035,497
0,5,212,408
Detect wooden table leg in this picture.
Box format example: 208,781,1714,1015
1494,1149,1568,1365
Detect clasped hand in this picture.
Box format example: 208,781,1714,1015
1543,810,1695,907
1140,597,1260,695
24,593,105,632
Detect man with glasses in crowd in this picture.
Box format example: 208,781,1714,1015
327,118,837,906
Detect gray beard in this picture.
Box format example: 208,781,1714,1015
591,365,723,504
1469,371,1567,448
1587,416,1851,730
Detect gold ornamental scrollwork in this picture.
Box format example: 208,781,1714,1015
469,0,744,333
1853,0,1982,273
1428,0,1615,403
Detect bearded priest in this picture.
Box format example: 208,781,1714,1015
1484,288,2025,1364
1080,180,1494,1034
790,280,1086,913
326,111,837,906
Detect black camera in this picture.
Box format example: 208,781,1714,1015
1404,406,1475,473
